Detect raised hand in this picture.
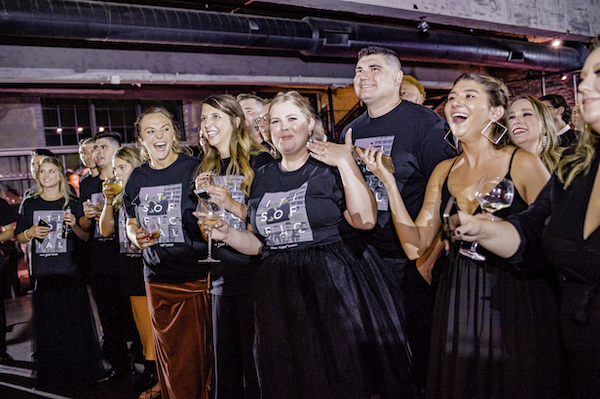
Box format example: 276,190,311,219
306,127,355,168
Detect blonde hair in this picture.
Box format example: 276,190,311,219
556,127,599,189
402,75,426,99
268,90,316,133
509,96,562,173
112,146,144,209
134,107,191,160
33,157,73,210
195,94,269,197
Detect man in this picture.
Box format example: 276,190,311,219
341,46,453,390
540,94,576,148
236,93,266,142
256,102,278,157
0,197,16,366
400,75,426,105
77,131,135,380
78,137,99,183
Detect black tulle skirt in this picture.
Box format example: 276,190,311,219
32,276,105,390
252,241,419,399
425,254,568,399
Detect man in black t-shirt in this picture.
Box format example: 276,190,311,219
0,198,16,366
77,131,136,380
341,46,454,390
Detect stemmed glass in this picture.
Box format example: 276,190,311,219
195,196,226,263
459,174,515,261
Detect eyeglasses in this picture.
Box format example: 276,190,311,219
254,115,268,125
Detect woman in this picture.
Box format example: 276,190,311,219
207,91,418,399
123,107,210,399
193,94,271,399
455,46,600,399
508,95,562,172
16,157,104,391
99,146,160,399
360,74,566,398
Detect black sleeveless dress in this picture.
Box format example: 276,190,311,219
425,150,567,399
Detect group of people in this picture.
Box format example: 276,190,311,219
4,43,599,399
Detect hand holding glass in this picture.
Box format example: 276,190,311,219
459,174,514,261
141,221,161,241
105,176,123,195
195,197,226,263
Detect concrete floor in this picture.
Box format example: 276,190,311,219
0,275,144,399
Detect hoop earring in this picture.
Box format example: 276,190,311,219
481,120,508,145
444,130,457,151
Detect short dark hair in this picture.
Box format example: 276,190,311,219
31,148,55,157
93,131,122,147
357,46,402,70
539,94,571,124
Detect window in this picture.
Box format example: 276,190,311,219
41,99,184,146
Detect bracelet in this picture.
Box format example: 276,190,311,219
23,229,32,242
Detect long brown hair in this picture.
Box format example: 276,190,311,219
33,157,73,210
195,94,268,197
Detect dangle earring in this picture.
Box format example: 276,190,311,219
541,133,548,149
444,130,458,151
481,119,508,145
199,131,207,154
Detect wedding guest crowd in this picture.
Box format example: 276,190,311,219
10,43,598,399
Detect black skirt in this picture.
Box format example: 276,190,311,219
252,241,419,399
425,253,568,399
32,276,105,390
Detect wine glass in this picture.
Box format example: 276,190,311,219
106,176,123,194
459,174,515,261
195,196,226,263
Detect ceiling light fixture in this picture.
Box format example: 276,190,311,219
418,17,430,33
551,38,563,47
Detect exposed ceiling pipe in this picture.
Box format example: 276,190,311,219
0,0,586,71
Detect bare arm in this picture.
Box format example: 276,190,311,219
358,146,450,260
99,180,116,237
307,128,377,230
207,220,263,256
511,150,551,204
0,223,14,242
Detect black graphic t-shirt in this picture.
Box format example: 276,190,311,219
248,158,345,255
123,153,209,284
342,100,453,258
76,175,118,275
211,152,272,296
16,196,81,278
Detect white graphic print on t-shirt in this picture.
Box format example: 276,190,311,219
34,210,67,255
354,136,395,211
118,208,138,254
138,183,184,243
255,182,313,249
90,192,105,238
213,175,246,231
